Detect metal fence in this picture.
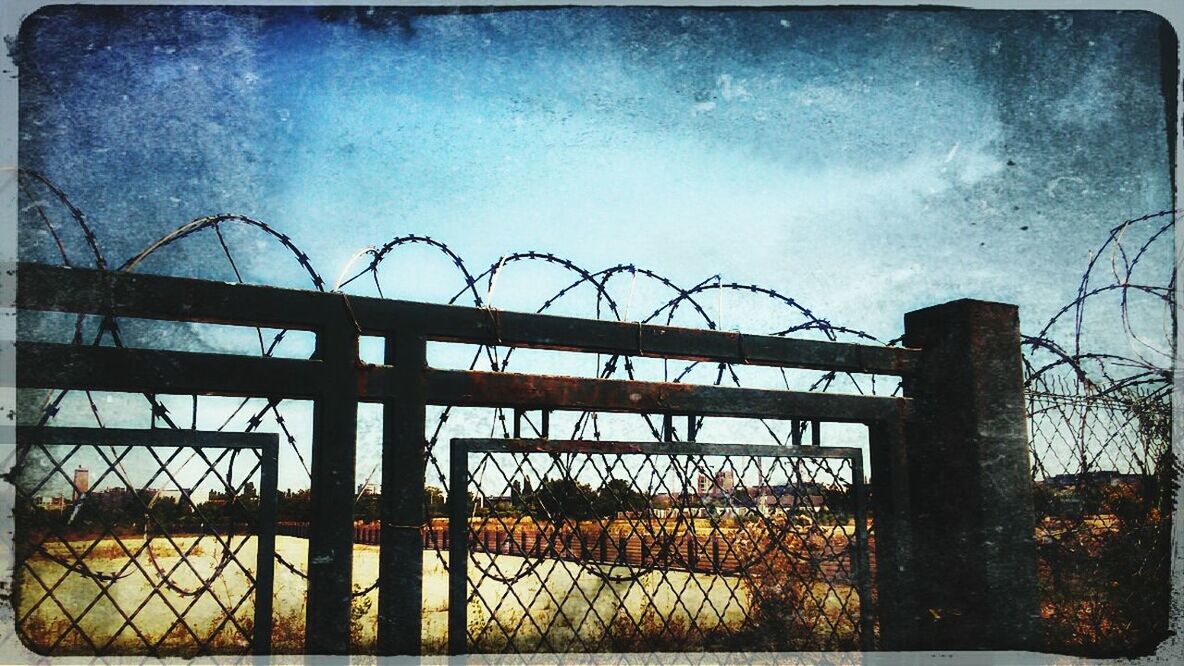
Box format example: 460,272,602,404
1026,374,1173,656
14,261,918,655
1020,211,1176,657
447,438,872,654
11,427,278,657
17,170,1169,656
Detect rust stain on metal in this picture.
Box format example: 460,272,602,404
356,363,371,395
501,439,644,454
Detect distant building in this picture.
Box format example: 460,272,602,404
696,469,735,497
715,470,735,494
72,466,89,501
1040,471,1147,489
357,481,378,496
205,481,255,503
150,488,185,503
33,494,67,511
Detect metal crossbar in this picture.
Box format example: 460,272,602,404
12,427,278,656
16,263,920,377
15,261,916,655
447,439,872,654
14,169,1172,656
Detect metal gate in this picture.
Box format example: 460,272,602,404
11,426,278,656
15,262,1043,654
447,438,871,654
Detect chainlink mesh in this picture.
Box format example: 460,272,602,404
1026,374,1173,656
12,431,271,657
449,442,871,653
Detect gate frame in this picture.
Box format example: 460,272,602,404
12,425,279,655
447,437,872,655
14,262,1040,654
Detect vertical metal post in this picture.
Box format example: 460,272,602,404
447,439,469,656
810,420,820,446
850,453,874,651
868,416,918,650
902,299,1040,650
378,332,428,655
253,439,278,655
305,317,359,654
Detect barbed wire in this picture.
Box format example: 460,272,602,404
1020,209,1176,655
1023,209,1176,396
13,170,1176,611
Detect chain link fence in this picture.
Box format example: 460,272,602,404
11,428,277,657
1022,211,1176,657
11,170,1177,656
1026,374,1174,656
448,440,872,653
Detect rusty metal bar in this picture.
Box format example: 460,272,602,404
18,263,918,376
868,415,917,650
254,432,279,655
304,316,359,654
16,341,323,399
378,332,427,655
447,439,469,656
457,438,863,460
16,261,329,329
415,369,909,423
851,453,874,651
14,425,278,449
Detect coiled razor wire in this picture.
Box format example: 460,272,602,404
13,170,1176,616
16,170,327,598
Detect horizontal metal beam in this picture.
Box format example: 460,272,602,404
15,425,278,450
456,438,862,460
413,369,907,423
17,339,908,424
16,341,323,399
16,262,332,330
353,299,916,375
18,263,917,376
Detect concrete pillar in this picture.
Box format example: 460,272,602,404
901,299,1041,650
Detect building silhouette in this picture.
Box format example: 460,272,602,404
72,465,89,502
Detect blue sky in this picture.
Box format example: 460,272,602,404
15,6,1177,491
18,7,1175,335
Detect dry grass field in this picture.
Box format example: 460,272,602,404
17,535,771,655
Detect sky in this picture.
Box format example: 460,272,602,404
13,6,1177,492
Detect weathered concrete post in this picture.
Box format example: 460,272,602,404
901,299,1041,650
